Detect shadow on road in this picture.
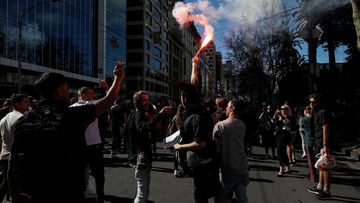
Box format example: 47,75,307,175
329,195,360,203
151,166,173,173
249,177,274,183
249,165,278,172
103,157,132,168
331,176,360,187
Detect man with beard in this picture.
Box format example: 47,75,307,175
127,91,171,203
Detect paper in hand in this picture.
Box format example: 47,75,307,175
163,130,182,149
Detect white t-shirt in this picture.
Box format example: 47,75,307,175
70,101,102,146
0,110,23,160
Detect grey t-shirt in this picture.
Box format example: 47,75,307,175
213,118,248,176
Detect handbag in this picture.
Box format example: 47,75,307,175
314,152,337,171
186,150,200,168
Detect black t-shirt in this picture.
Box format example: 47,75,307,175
12,100,96,201
109,104,128,129
314,109,330,140
181,109,214,160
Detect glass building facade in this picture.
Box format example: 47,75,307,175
0,0,95,76
104,0,126,77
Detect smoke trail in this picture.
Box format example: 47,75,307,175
172,1,215,40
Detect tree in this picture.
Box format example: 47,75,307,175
351,0,360,53
225,14,304,104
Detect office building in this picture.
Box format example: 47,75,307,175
126,0,170,102
0,0,126,97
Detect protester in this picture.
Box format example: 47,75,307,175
127,90,171,203
109,97,128,158
274,104,296,176
300,106,317,182
0,94,29,202
297,106,307,158
70,86,110,203
167,104,193,177
173,82,218,203
258,104,276,159
306,94,332,199
8,61,125,203
213,98,249,203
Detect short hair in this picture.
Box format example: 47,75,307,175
77,86,94,97
133,90,149,110
308,93,322,104
229,98,242,115
10,94,28,106
35,72,67,100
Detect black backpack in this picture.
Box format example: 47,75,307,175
9,104,63,202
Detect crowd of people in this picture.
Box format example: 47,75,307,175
0,61,337,202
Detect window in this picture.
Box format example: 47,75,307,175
149,43,161,58
145,27,152,38
161,41,168,51
153,21,161,32
145,12,152,25
149,57,161,69
163,20,168,30
153,8,161,22
162,30,168,40
145,1,152,12
161,53,168,62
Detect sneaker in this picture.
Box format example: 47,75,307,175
174,169,179,176
84,188,97,198
110,153,119,159
302,153,306,158
306,186,320,195
316,191,331,200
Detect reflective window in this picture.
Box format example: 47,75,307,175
0,0,96,77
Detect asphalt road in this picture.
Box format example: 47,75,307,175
98,143,360,203
2,143,359,203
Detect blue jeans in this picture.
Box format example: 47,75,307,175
134,166,151,203
216,173,249,203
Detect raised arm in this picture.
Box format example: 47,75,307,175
93,61,125,117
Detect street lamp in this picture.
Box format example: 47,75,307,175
15,0,60,93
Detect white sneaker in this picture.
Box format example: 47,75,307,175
84,188,97,198
103,200,111,203
302,153,306,158
110,153,120,159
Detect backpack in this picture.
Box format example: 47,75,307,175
9,104,63,202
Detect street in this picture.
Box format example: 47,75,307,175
100,144,360,203
3,144,358,203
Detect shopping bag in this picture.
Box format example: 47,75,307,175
315,152,337,171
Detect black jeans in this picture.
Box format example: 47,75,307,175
193,162,219,203
0,160,9,202
86,144,105,201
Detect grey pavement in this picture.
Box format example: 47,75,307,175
97,143,360,203
2,143,359,203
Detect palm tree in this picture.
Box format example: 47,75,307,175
295,0,322,64
351,0,360,53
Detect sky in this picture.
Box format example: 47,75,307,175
181,0,348,63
